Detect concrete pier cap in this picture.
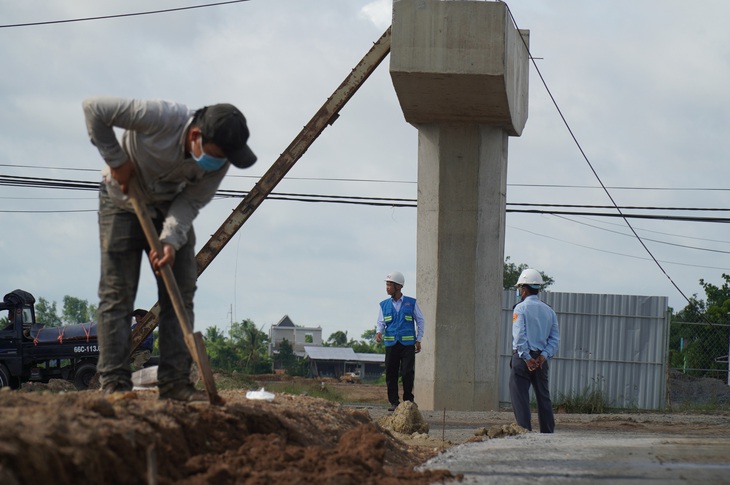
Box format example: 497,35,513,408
390,0,529,135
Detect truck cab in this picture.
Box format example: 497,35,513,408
0,289,99,390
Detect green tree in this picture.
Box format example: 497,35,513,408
62,296,96,324
327,330,348,347
203,321,271,374
278,339,306,376
35,297,62,327
230,319,270,374
204,326,241,372
503,256,554,289
348,329,385,354
671,274,730,378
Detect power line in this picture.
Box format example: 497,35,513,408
508,183,730,192
4,163,730,192
508,225,730,272
512,202,730,213
0,1,250,29
553,215,730,254
4,174,730,217
573,214,730,245
4,174,727,267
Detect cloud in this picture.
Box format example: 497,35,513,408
359,0,392,29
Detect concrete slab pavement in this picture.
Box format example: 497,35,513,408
420,428,730,484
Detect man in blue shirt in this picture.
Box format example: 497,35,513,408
510,268,560,432
376,271,425,412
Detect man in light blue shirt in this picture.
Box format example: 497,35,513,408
510,268,560,432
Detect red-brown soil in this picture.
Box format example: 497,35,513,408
2,373,728,484
0,387,454,485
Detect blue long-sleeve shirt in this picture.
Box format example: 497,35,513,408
512,295,560,361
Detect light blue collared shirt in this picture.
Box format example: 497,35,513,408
512,295,560,360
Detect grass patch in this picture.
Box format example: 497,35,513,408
264,381,346,402
668,401,730,413
554,386,609,414
211,370,257,390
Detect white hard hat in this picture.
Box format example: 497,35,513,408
516,268,544,288
385,271,405,287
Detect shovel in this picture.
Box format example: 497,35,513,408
128,181,223,405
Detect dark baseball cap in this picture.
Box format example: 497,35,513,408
198,103,257,168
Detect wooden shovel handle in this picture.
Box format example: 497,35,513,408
128,182,223,405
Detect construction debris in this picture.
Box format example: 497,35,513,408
377,401,430,435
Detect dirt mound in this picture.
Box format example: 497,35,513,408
0,389,454,484
668,369,730,407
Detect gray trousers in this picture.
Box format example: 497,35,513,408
96,185,196,389
509,353,555,433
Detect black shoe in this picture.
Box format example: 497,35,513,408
158,383,207,402
388,403,399,412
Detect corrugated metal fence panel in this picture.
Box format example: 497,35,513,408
500,290,669,410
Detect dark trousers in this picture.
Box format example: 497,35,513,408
509,353,555,433
97,186,196,390
384,342,416,405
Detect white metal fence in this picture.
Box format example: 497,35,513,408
500,290,670,410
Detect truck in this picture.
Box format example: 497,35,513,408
0,289,99,390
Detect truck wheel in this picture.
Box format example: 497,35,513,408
74,363,98,391
0,363,12,389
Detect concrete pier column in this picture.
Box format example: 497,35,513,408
390,0,529,411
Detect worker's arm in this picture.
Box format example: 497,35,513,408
413,301,425,352
375,306,385,343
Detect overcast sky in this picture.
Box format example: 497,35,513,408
1,0,729,342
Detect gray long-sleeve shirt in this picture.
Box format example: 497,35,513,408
82,96,229,249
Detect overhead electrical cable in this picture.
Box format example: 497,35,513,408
3,163,730,192
573,214,730,245
0,0,250,29
5,174,730,217
552,215,730,254
508,225,730,272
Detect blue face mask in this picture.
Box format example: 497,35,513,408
192,137,227,171
515,287,522,302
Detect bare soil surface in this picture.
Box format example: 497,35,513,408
0,374,728,484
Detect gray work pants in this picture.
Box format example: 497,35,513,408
509,353,555,433
96,185,196,390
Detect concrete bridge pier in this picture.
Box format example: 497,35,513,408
390,0,530,411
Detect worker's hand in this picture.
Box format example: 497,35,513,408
149,243,176,275
415,341,421,353
375,332,382,343
536,355,546,368
526,358,539,372
110,159,135,194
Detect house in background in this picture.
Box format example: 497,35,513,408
304,346,385,380
268,315,323,358
268,316,384,379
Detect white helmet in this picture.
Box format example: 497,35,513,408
516,268,543,288
385,271,405,287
